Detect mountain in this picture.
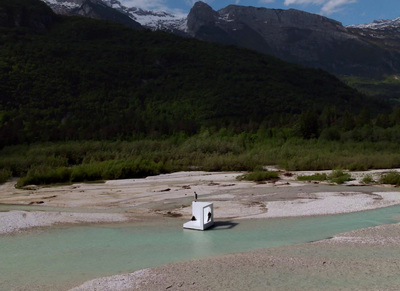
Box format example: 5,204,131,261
342,18,400,102
38,0,400,78
185,2,400,78
1,0,384,147
42,0,142,29
0,0,56,29
111,3,187,34
41,0,185,32
347,18,400,52
348,18,400,30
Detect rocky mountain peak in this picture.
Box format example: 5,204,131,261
187,1,219,33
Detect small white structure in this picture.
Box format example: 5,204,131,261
183,201,214,230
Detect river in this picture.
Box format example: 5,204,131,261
1,204,400,290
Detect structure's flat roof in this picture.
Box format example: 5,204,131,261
193,201,213,206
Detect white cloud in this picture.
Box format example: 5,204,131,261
320,0,356,15
284,0,356,15
259,0,275,3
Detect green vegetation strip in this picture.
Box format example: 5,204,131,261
2,132,400,187
297,170,352,184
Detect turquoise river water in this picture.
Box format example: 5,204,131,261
1,205,400,290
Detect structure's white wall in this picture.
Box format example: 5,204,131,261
183,202,214,230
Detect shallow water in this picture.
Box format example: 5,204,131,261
1,205,400,290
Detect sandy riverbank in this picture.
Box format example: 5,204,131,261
0,211,129,235
1,170,400,235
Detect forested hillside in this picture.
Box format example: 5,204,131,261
0,0,388,148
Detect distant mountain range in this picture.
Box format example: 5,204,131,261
38,0,400,78
42,0,186,31
348,17,400,30
347,18,400,52
41,0,143,29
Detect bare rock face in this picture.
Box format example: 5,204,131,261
187,1,219,32
0,0,55,29
186,2,400,77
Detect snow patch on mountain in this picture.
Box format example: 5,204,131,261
123,7,187,31
42,0,187,31
347,17,400,30
219,12,234,23
44,0,81,10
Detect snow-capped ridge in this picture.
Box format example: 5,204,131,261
41,0,187,31
44,0,82,10
347,17,400,30
124,7,187,31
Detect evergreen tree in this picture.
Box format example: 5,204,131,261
356,108,371,127
341,111,356,131
299,110,319,139
391,107,400,125
376,113,391,129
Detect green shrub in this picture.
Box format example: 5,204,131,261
70,164,103,182
71,159,168,183
380,171,400,185
0,168,12,184
328,169,352,184
237,171,279,182
200,154,258,172
347,162,369,171
361,174,375,184
297,173,327,181
16,167,71,188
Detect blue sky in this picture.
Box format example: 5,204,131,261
121,0,400,26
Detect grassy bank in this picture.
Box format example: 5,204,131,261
2,129,400,187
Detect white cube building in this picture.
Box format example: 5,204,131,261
183,201,214,230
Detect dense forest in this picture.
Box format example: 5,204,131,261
0,0,388,147
1,0,400,186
